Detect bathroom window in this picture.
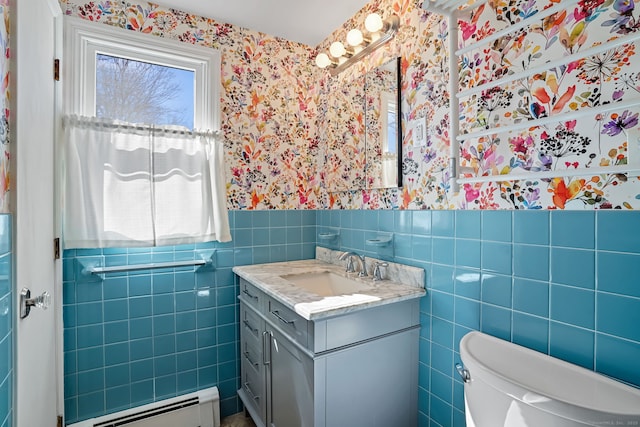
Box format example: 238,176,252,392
61,17,230,248
95,53,195,128
64,17,219,129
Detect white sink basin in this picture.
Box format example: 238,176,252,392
281,271,372,297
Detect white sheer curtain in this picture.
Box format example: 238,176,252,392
63,115,231,248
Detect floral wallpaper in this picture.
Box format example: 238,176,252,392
0,0,9,213
317,0,640,210
57,0,640,210
322,73,367,192
61,0,322,210
457,0,640,209
316,0,457,210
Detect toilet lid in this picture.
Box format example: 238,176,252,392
460,332,640,421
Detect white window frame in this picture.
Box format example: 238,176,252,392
63,16,220,130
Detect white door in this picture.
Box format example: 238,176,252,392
13,0,62,425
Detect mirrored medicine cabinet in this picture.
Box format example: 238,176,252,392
324,57,402,192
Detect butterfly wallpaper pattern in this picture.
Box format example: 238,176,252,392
27,0,640,212
319,0,640,210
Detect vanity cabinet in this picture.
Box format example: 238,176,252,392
268,327,314,426
237,278,420,427
239,281,268,422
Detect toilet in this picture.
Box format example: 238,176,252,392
459,331,640,427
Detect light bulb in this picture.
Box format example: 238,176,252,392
346,29,364,47
315,53,331,68
365,13,384,33
329,41,346,58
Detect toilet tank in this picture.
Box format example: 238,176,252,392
460,331,640,427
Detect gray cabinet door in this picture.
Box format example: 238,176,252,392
268,328,314,427
324,329,419,427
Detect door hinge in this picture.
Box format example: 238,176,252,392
54,59,60,81
57,415,63,427
54,237,60,260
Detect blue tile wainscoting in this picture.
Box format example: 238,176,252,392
63,209,640,427
317,209,640,427
0,215,11,427
62,210,316,424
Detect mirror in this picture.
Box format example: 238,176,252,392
364,57,402,189
324,74,367,192
323,57,402,192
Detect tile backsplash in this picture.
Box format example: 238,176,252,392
0,215,11,427
63,209,640,427
317,209,640,427
62,210,316,424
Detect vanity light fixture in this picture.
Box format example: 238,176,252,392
315,12,400,76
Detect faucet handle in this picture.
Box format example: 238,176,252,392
345,256,356,273
372,262,388,281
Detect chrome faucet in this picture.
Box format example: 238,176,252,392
372,261,388,281
339,251,357,273
339,251,368,277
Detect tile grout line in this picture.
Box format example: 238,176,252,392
593,210,599,373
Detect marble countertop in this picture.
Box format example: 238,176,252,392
233,257,426,320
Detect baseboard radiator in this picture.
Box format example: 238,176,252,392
68,387,220,427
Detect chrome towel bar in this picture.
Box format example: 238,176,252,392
75,249,216,281
88,259,208,274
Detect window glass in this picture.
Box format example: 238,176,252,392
95,53,195,128
386,101,397,154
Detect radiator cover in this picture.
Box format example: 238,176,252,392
68,387,220,427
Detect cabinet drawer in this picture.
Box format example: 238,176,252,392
267,297,309,348
242,338,263,377
240,305,263,347
241,356,266,422
317,298,420,352
239,279,264,311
